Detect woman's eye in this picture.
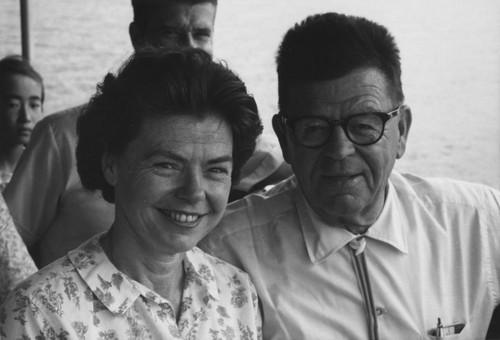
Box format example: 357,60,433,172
210,167,229,175
6,100,20,109
155,162,175,170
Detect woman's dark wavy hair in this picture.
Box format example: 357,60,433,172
277,12,404,111
76,48,262,203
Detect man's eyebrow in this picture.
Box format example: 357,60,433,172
157,24,180,31
194,27,212,31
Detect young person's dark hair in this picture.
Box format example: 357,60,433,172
77,48,262,202
276,12,403,111
0,55,45,103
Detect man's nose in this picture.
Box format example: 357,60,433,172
176,169,205,203
180,33,197,49
324,125,356,160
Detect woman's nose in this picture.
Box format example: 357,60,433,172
177,170,205,203
18,104,32,123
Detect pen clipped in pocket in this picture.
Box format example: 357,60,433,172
428,318,466,338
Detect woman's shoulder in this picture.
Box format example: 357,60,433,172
3,256,79,306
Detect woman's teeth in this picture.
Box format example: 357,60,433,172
167,212,199,223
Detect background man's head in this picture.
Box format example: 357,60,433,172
273,13,411,231
130,0,217,55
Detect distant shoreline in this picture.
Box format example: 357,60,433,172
1,0,498,188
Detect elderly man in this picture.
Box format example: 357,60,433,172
4,0,289,268
200,12,500,339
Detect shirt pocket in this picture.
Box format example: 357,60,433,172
426,322,467,339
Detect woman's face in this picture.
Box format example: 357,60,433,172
103,114,233,255
0,74,43,148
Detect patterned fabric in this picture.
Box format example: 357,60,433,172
0,234,262,339
200,171,500,339
0,171,12,192
0,194,37,303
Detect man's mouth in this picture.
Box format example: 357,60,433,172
328,173,360,179
324,173,362,185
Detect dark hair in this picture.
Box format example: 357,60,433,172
0,55,44,102
276,12,403,110
76,48,262,203
132,0,217,32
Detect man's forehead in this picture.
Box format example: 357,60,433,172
286,68,392,107
143,1,216,25
132,0,216,9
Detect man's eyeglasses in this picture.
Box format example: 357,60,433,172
280,106,401,148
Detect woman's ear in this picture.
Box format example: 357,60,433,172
102,152,118,186
272,113,291,164
396,105,412,159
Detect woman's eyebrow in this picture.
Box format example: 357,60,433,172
207,155,233,165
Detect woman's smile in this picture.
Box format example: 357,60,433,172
160,209,207,227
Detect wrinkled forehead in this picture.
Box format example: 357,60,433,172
283,67,394,113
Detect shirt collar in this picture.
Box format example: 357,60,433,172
69,235,219,316
68,234,140,315
365,180,408,254
126,247,220,320
296,178,408,264
181,247,220,304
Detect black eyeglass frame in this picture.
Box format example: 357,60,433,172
280,105,402,147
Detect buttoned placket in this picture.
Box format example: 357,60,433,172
349,236,379,340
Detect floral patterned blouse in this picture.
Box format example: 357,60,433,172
0,194,37,303
0,234,262,339
0,171,12,192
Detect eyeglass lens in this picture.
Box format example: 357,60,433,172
294,114,385,146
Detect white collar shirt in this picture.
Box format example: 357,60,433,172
200,172,500,339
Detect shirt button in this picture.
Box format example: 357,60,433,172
376,307,386,316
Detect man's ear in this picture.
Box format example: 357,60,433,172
129,22,144,50
396,105,412,159
102,152,118,187
272,113,291,164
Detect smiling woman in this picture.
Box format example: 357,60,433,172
0,48,263,339
101,114,234,257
